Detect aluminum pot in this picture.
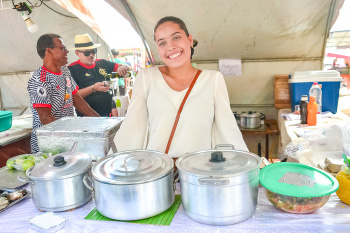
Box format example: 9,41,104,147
176,145,262,225
18,151,92,211
83,150,174,220
240,111,262,129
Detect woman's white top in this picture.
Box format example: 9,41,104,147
115,67,248,157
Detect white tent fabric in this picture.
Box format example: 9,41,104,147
0,0,344,114
107,0,343,63
0,0,345,157
105,0,343,117
0,0,111,113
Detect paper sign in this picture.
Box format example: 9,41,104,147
219,59,242,76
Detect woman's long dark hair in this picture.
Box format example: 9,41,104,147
154,16,198,59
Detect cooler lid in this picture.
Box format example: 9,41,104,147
92,150,174,184
176,149,261,176
259,162,339,197
289,70,342,83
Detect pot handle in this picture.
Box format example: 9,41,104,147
70,141,78,152
83,174,94,195
174,170,179,183
198,177,230,186
17,176,34,185
214,144,235,150
172,171,179,192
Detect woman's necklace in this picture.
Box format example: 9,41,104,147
172,68,196,87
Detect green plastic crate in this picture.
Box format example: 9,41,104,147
0,111,12,132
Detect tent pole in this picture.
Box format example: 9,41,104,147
321,0,337,69
121,0,153,65
153,57,323,65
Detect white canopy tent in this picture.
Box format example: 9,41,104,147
0,0,111,115
106,0,344,116
0,0,345,118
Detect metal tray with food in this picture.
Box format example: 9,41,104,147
0,189,30,213
0,168,28,189
0,152,51,189
0,154,31,189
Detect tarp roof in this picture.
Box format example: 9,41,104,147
106,0,344,64
327,30,350,48
0,0,345,117
0,0,111,74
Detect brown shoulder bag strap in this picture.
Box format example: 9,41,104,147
165,70,202,154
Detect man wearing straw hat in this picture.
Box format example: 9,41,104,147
28,33,100,153
68,34,131,117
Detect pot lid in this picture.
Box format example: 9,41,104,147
240,111,261,118
92,150,173,184
259,162,339,197
29,152,92,180
176,149,261,176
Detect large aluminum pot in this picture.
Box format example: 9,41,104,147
18,151,92,211
84,150,174,220
176,145,262,225
240,111,262,129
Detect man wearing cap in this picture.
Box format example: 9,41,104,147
28,33,100,153
68,34,131,117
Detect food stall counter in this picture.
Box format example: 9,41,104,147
278,109,350,153
0,114,33,167
0,184,349,232
0,114,32,147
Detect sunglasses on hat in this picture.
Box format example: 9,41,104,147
77,48,97,56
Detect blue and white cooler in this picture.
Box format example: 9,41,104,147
289,70,342,114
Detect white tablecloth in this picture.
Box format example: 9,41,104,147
278,109,350,153
1,184,349,233
0,114,32,146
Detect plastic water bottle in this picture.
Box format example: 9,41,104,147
309,82,322,113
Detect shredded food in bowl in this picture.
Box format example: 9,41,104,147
265,189,330,214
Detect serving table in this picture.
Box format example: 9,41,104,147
0,115,32,167
1,183,349,232
278,109,350,153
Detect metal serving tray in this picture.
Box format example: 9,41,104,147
0,189,30,213
0,154,30,189
36,117,123,159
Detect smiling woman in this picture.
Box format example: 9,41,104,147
114,16,248,161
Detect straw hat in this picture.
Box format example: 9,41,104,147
72,34,101,50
